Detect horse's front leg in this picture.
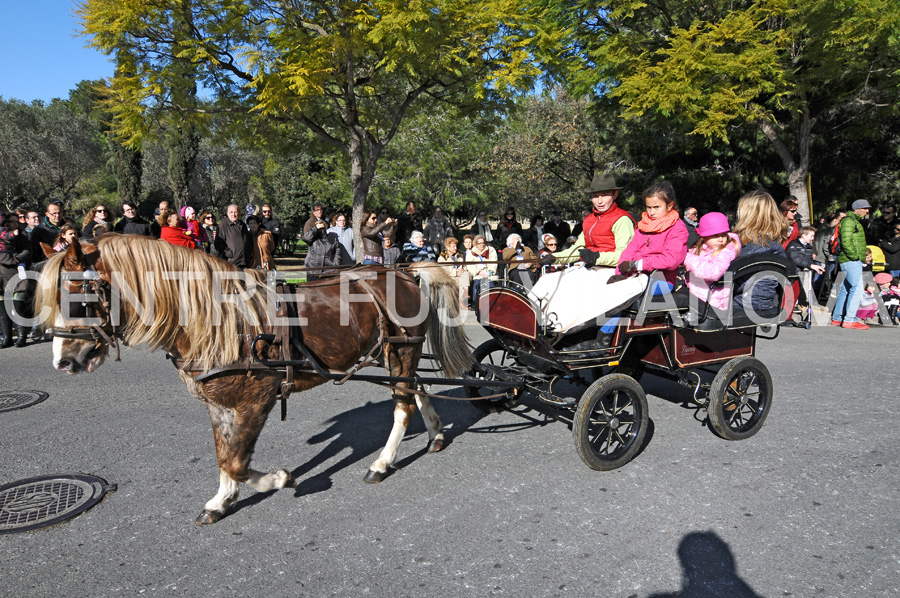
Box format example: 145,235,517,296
363,394,416,484
197,400,293,525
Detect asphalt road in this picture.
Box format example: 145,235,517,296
1,320,899,597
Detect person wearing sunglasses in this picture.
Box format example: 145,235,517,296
259,204,282,248
780,197,800,248
496,206,523,250
81,205,112,240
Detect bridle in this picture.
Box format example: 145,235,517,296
51,267,122,361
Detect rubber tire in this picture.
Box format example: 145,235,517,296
707,356,772,441
573,374,649,471
466,339,518,413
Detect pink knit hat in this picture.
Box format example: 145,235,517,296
874,272,893,285
696,212,730,237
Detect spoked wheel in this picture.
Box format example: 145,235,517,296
466,339,519,413
707,356,773,440
573,374,649,471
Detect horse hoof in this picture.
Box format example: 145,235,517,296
195,509,225,525
363,469,387,484
276,469,294,489
427,438,444,453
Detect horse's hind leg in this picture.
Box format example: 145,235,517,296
197,400,293,525
416,394,445,453
363,395,415,484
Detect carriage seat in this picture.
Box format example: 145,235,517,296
618,254,797,331
675,253,797,331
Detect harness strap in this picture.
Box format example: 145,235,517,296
347,272,412,338
276,283,293,421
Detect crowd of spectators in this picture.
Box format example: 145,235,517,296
4,184,900,348
0,199,284,348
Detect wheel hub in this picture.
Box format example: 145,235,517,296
609,417,620,428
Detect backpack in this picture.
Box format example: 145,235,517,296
830,218,860,259
828,225,841,257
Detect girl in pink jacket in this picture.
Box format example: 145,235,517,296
683,212,741,310
598,181,689,343
611,180,690,289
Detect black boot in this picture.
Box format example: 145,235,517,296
0,300,13,349
13,299,27,347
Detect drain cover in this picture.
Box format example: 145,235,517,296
0,474,116,534
0,390,49,413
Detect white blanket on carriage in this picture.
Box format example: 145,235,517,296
528,265,648,333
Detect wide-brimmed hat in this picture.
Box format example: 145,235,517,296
696,212,730,237
585,173,622,194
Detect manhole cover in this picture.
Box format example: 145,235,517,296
0,474,116,534
0,390,49,413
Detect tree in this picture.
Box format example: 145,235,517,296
0,98,106,209
489,86,629,216
79,0,547,259
554,0,900,223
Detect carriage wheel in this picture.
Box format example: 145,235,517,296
707,356,773,441
573,374,649,471
466,339,519,413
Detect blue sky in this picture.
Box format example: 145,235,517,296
0,0,114,103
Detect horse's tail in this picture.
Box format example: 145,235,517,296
409,263,474,378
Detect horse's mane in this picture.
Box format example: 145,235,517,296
39,234,271,370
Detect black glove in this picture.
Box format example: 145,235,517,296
619,260,637,275
579,248,599,267
539,255,556,266
607,274,627,284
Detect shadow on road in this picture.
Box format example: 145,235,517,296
287,387,535,497
648,531,762,598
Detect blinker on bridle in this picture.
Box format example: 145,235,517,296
53,267,122,361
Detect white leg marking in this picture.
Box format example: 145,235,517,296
369,404,410,474
245,469,292,492
415,395,444,442
51,314,65,369
204,468,239,514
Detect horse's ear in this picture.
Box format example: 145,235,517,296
64,237,84,268
40,242,55,259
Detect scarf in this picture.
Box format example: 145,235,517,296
638,209,680,233
477,219,494,243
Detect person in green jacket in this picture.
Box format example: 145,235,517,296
832,199,871,329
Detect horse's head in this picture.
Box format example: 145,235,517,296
45,238,118,374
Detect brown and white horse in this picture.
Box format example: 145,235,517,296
37,235,472,524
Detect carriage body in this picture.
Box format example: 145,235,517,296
469,254,796,471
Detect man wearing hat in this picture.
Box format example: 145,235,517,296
577,173,635,267
831,199,872,329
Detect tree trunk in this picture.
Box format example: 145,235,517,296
349,132,381,263
757,107,813,226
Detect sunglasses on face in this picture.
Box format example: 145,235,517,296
546,243,557,247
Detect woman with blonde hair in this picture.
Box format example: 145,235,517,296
438,236,471,309
81,205,112,239
731,189,788,311
466,234,498,302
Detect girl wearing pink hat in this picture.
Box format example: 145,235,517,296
683,212,742,310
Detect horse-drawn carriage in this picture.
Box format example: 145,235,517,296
465,253,797,471
42,234,795,523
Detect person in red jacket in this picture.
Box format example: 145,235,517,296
158,210,196,249
781,197,800,248
578,173,636,267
